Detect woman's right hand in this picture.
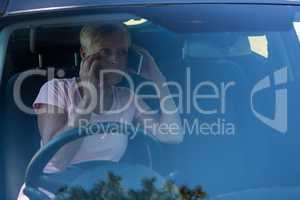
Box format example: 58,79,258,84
68,53,103,125
79,52,102,98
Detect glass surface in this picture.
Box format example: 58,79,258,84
3,3,300,199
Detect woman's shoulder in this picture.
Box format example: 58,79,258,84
45,77,77,85
39,77,79,100
42,77,77,91
33,77,78,111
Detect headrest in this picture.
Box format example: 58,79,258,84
30,27,81,55
29,27,81,69
183,33,252,60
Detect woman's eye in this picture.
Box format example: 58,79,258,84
119,50,128,56
100,48,111,56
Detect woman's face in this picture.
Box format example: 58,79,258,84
87,32,129,85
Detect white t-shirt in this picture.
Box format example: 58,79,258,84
32,77,150,173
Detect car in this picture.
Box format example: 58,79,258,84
1,0,300,199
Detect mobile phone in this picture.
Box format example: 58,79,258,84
128,47,143,75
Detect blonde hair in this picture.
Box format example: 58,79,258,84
80,23,131,51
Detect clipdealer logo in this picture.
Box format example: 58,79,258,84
12,66,289,136
250,67,288,133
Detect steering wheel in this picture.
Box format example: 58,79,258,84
23,122,165,200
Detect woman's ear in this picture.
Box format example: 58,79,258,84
80,47,86,59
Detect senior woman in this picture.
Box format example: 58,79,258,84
17,23,183,200
34,23,183,173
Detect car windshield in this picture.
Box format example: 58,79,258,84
2,3,300,200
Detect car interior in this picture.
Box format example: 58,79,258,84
1,18,183,199
1,27,258,199
1,8,300,199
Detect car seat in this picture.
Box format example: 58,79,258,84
3,27,80,199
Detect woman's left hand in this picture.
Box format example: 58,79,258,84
132,45,166,84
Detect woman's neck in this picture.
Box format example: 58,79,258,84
76,78,115,114
97,84,114,114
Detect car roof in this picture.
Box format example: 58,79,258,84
2,0,300,16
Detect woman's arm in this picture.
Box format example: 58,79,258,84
132,45,184,144
37,103,90,170
36,51,104,170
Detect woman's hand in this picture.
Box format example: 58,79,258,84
79,52,102,97
131,45,166,85
74,53,103,120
